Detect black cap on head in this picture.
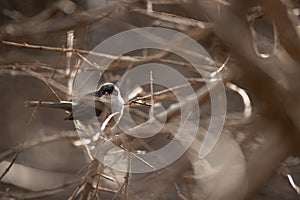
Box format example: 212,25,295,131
96,83,115,97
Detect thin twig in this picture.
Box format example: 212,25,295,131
66,30,74,77
149,70,154,119
81,160,100,200
76,52,104,70
0,131,77,162
91,164,103,199
131,8,210,29
174,183,189,200
3,179,81,200
2,40,167,63
127,78,204,105
69,179,87,200
21,66,70,95
19,64,62,101
124,144,132,200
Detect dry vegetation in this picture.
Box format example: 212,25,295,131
0,0,300,199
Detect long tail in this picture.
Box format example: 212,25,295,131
24,101,72,111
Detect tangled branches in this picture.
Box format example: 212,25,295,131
0,0,300,199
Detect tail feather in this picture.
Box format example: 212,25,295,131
24,101,72,111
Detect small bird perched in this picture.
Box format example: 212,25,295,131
25,82,124,121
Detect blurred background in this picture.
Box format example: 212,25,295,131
0,0,300,199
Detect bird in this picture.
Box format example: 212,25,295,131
25,82,155,142
25,82,124,121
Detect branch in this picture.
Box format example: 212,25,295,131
0,131,77,162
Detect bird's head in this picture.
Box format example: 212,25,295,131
96,82,116,97
95,82,124,105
